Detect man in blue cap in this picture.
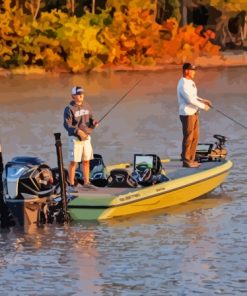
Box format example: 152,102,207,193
177,63,212,168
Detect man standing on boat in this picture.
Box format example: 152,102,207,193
64,86,98,192
177,63,212,168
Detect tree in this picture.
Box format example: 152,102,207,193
197,0,247,47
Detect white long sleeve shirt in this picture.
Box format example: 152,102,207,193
177,77,206,115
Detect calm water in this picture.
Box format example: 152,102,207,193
0,68,247,295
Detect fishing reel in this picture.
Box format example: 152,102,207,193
195,134,228,162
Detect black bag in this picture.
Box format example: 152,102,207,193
107,169,138,188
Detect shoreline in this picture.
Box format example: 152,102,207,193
0,51,246,77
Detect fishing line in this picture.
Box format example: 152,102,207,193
98,79,142,124
212,107,247,130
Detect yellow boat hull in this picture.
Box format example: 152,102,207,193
68,160,233,221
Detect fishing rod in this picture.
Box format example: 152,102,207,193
98,79,142,124
211,106,247,130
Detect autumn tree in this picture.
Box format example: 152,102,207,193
196,0,247,47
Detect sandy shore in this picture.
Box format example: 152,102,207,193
0,50,246,77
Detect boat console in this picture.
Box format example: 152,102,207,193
108,154,169,188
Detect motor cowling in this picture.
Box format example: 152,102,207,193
3,156,54,200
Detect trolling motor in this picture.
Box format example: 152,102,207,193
195,134,228,162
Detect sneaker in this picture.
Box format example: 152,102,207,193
83,183,97,190
68,185,79,193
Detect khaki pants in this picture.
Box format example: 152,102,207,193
180,113,199,164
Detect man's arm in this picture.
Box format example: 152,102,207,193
179,85,209,111
63,106,78,135
179,84,207,110
198,97,213,108
77,129,89,140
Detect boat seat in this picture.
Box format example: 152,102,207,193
107,169,138,188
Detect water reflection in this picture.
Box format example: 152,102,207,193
0,225,102,296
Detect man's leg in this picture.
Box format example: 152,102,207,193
68,136,82,188
82,160,90,185
81,136,93,186
190,114,199,162
180,115,195,165
68,161,77,186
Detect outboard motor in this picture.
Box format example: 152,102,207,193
3,156,54,200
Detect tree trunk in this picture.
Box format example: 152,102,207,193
182,0,188,26
152,0,158,23
92,0,95,14
33,0,41,20
71,0,75,15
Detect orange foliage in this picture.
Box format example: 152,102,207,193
160,20,220,63
101,7,162,66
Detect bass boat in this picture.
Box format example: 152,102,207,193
1,134,232,226
68,155,232,221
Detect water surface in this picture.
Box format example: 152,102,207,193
0,68,247,295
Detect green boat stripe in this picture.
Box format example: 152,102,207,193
68,166,231,210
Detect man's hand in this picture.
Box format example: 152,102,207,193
204,104,210,111
203,99,213,108
93,120,99,128
77,129,88,141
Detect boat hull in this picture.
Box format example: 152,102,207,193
68,160,233,221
